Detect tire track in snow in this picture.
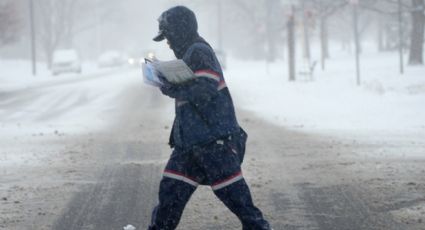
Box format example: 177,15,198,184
52,143,162,230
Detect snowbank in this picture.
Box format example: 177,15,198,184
226,50,425,134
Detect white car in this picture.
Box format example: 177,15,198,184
98,51,126,68
51,49,82,75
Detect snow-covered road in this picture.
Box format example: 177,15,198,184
1,53,425,229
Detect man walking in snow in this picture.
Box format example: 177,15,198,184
148,6,271,230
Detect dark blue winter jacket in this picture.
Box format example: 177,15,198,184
155,6,240,150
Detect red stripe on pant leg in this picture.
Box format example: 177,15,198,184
212,171,242,187
164,169,198,182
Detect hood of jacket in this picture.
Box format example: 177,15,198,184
154,6,202,59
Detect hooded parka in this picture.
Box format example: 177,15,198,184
155,6,240,151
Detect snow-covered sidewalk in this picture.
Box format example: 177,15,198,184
226,50,425,136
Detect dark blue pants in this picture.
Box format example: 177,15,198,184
148,140,271,230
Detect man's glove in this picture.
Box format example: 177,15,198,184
158,75,178,98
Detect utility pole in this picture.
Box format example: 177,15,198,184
301,0,313,80
29,0,37,76
266,0,276,63
95,0,100,58
301,0,311,60
351,0,361,86
217,0,223,51
397,0,404,74
288,6,296,81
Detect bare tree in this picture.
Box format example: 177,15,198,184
184,0,286,60
34,0,79,67
229,0,269,59
311,0,347,70
34,0,119,67
408,0,424,65
0,1,21,47
373,0,425,65
228,0,284,60
369,0,400,51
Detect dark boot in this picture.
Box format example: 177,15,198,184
148,177,196,230
213,179,271,230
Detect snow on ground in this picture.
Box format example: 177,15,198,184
1,48,425,166
0,59,109,88
1,50,424,229
226,48,425,139
0,61,140,131
3,49,424,137
0,61,143,167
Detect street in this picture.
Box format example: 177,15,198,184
1,70,424,230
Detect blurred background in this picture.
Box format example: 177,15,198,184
1,1,425,229
1,0,423,74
